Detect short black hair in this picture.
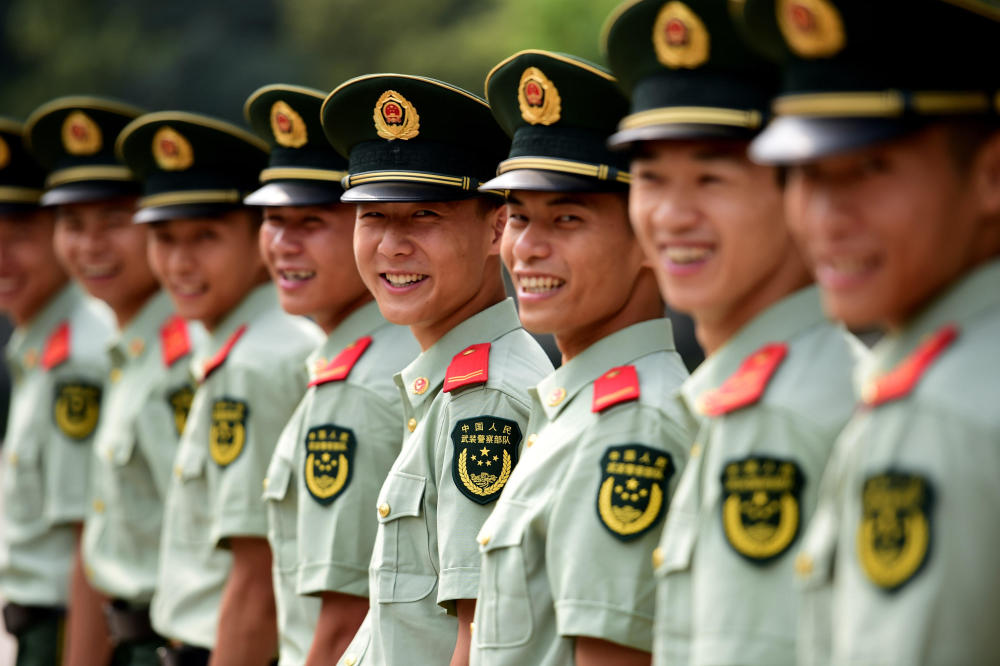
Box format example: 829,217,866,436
943,119,1000,173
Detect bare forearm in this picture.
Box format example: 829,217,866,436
304,592,368,666
63,529,111,666
210,539,277,666
574,636,651,666
450,599,475,666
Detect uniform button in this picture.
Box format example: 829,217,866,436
378,503,390,518
407,418,417,433
652,547,664,569
470,622,475,634
479,534,490,546
8,452,18,466
690,442,701,458
861,382,877,405
343,657,356,666
262,478,269,490
109,368,122,383
129,338,145,357
546,387,566,407
105,448,114,462
23,349,37,368
93,499,105,514
174,465,182,479
795,553,814,577
526,433,537,448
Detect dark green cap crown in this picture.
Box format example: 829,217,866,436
741,0,1000,162
321,74,509,202
117,111,269,223
24,96,145,206
603,0,778,146
482,50,630,192
0,119,46,213
243,84,349,206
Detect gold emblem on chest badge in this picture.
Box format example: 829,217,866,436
451,416,522,504
374,90,420,141
722,457,803,562
54,381,101,440
598,445,672,540
62,110,102,155
209,398,248,466
153,126,194,171
858,472,932,591
518,67,562,126
653,1,711,69
304,424,356,505
777,0,846,58
271,100,308,148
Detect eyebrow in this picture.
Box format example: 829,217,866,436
505,194,587,207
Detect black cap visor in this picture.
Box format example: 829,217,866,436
608,122,757,150
480,169,626,193
40,181,140,207
244,181,345,207
750,116,921,165
340,181,484,204
133,202,244,225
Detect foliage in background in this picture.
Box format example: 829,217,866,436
0,0,619,123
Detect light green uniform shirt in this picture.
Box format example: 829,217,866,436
264,301,419,666
655,286,857,666
82,290,204,604
470,319,692,666
0,283,114,605
797,260,1000,666
151,285,323,648
361,299,552,666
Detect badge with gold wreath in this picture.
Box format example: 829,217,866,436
209,398,248,467
304,424,356,505
167,384,194,436
857,471,933,591
721,456,803,562
597,444,673,541
451,416,521,504
53,381,101,440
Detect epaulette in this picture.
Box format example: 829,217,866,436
443,343,490,393
41,320,71,370
309,336,373,388
698,343,788,416
160,315,192,368
592,365,640,413
862,324,957,407
201,324,247,382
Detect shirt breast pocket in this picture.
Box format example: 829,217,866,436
3,443,44,532
170,443,211,543
373,471,437,604
263,455,296,570
474,502,533,649
105,432,161,540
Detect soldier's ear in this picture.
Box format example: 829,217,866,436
487,203,507,256
972,130,1000,219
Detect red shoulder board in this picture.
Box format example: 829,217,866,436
160,315,192,368
863,324,958,407
443,343,490,393
41,320,71,370
309,336,373,388
201,324,247,382
592,365,640,413
698,342,788,416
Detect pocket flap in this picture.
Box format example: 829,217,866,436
263,455,293,502
479,502,530,552
796,503,837,590
377,471,426,523
177,443,206,481
109,434,138,467
658,509,697,574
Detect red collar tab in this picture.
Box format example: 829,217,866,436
592,365,640,413
698,342,788,416
863,324,958,407
443,343,491,393
201,324,247,382
160,315,192,368
41,320,71,370
309,336,373,388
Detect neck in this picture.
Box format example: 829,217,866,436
315,292,375,335
410,264,507,351
112,286,159,330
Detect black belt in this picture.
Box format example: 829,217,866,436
1,602,65,636
104,600,159,645
156,643,210,666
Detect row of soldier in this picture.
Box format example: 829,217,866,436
0,0,998,664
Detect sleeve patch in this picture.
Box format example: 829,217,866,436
209,398,249,467
167,384,195,436
857,471,933,591
451,416,521,504
597,444,672,541
53,381,101,440
304,424,356,505
721,456,803,563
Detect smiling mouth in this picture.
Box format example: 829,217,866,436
826,257,877,275
171,283,207,297
382,273,428,287
519,276,565,294
665,246,713,264
279,269,316,282
80,264,119,279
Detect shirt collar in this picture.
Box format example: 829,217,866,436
397,298,521,410
206,283,278,354
110,290,176,360
313,300,388,365
534,318,676,421
7,283,83,363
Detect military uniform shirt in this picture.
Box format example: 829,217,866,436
264,301,419,665
82,290,203,604
470,319,692,665
0,283,114,605
151,284,323,648
363,298,552,666
653,286,857,666
796,260,1000,665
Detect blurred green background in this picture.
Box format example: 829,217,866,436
0,0,621,122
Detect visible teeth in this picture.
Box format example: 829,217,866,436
280,270,315,281
81,264,116,278
385,273,426,287
666,246,711,264
173,284,204,296
829,257,873,275
519,276,565,293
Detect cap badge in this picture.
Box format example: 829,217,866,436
653,1,710,69
777,0,846,58
270,100,308,148
0,135,9,170
517,67,561,126
61,110,102,155
152,126,194,171
374,90,420,141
